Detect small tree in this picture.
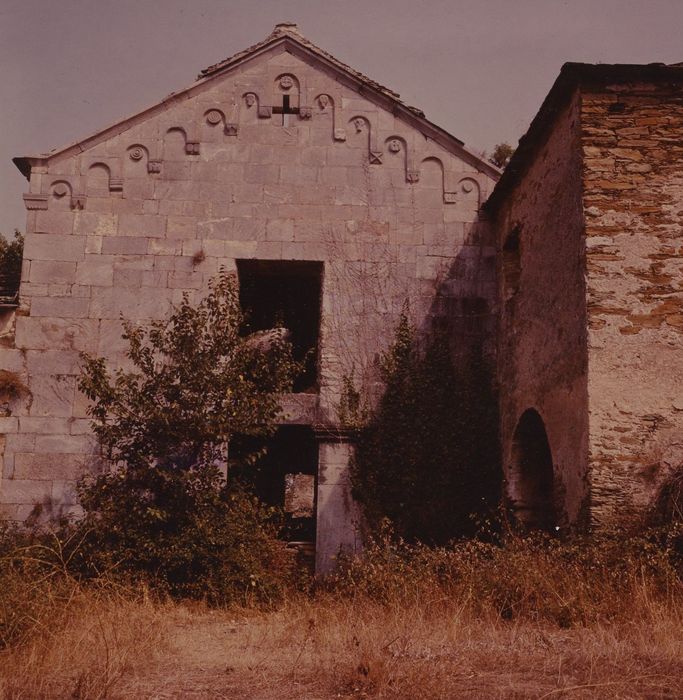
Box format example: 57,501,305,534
0,231,23,298
350,314,501,544
489,143,515,169
74,270,300,602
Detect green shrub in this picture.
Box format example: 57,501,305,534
0,230,23,297
73,270,300,604
73,475,293,605
325,529,682,627
350,313,501,544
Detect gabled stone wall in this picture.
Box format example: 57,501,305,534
2,42,498,571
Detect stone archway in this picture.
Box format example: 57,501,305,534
508,408,556,530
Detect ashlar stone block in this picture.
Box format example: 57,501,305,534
29,260,76,284
25,349,80,376
23,234,86,262
34,211,75,235
14,453,85,480
118,213,166,238
28,375,76,417
30,297,90,319
0,479,52,505
75,258,114,286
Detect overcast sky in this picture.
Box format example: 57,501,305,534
1,0,682,234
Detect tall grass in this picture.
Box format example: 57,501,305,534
1,526,681,699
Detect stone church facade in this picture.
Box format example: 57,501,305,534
3,24,683,571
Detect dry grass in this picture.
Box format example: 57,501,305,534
0,585,167,699
2,590,679,699
1,533,681,699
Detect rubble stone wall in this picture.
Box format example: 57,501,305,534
582,81,683,521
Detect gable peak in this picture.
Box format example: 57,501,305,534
271,22,301,36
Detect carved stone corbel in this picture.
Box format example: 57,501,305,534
71,194,86,210
22,193,48,210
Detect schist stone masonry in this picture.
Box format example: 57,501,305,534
5,24,683,572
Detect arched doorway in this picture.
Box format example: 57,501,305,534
508,409,556,530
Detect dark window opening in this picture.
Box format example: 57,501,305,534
237,259,322,393
273,94,299,126
509,408,556,531
229,426,318,543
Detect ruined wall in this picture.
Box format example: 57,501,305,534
582,80,683,522
495,90,589,526
2,43,496,570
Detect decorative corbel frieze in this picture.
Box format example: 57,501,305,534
71,194,86,210
205,108,238,136
299,106,312,120
49,178,86,209
350,115,383,165
82,156,123,193
443,173,481,205
128,143,163,175
317,91,346,141
183,112,202,155
23,193,48,210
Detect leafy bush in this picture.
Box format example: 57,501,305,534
325,528,682,627
350,314,501,544
0,230,23,297
73,270,300,603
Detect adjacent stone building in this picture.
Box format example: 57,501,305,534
487,62,683,528
3,24,682,569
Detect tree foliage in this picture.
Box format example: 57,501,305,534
0,231,23,297
350,314,501,545
79,270,296,470
74,270,300,602
489,142,515,169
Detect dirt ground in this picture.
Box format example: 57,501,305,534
107,606,682,700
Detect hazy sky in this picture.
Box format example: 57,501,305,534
1,0,682,233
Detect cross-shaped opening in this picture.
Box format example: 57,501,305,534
273,94,299,126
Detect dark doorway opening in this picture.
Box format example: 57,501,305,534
236,260,323,393
509,408,556,530
229,425,318,543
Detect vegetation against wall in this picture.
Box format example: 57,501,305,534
74,270,300,602
0,231,23,298
489,142,515,169
349,313,502,544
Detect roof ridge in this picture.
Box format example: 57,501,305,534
14,22,502,181
198,23,408,106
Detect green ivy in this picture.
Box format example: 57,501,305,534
350,313,502,544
